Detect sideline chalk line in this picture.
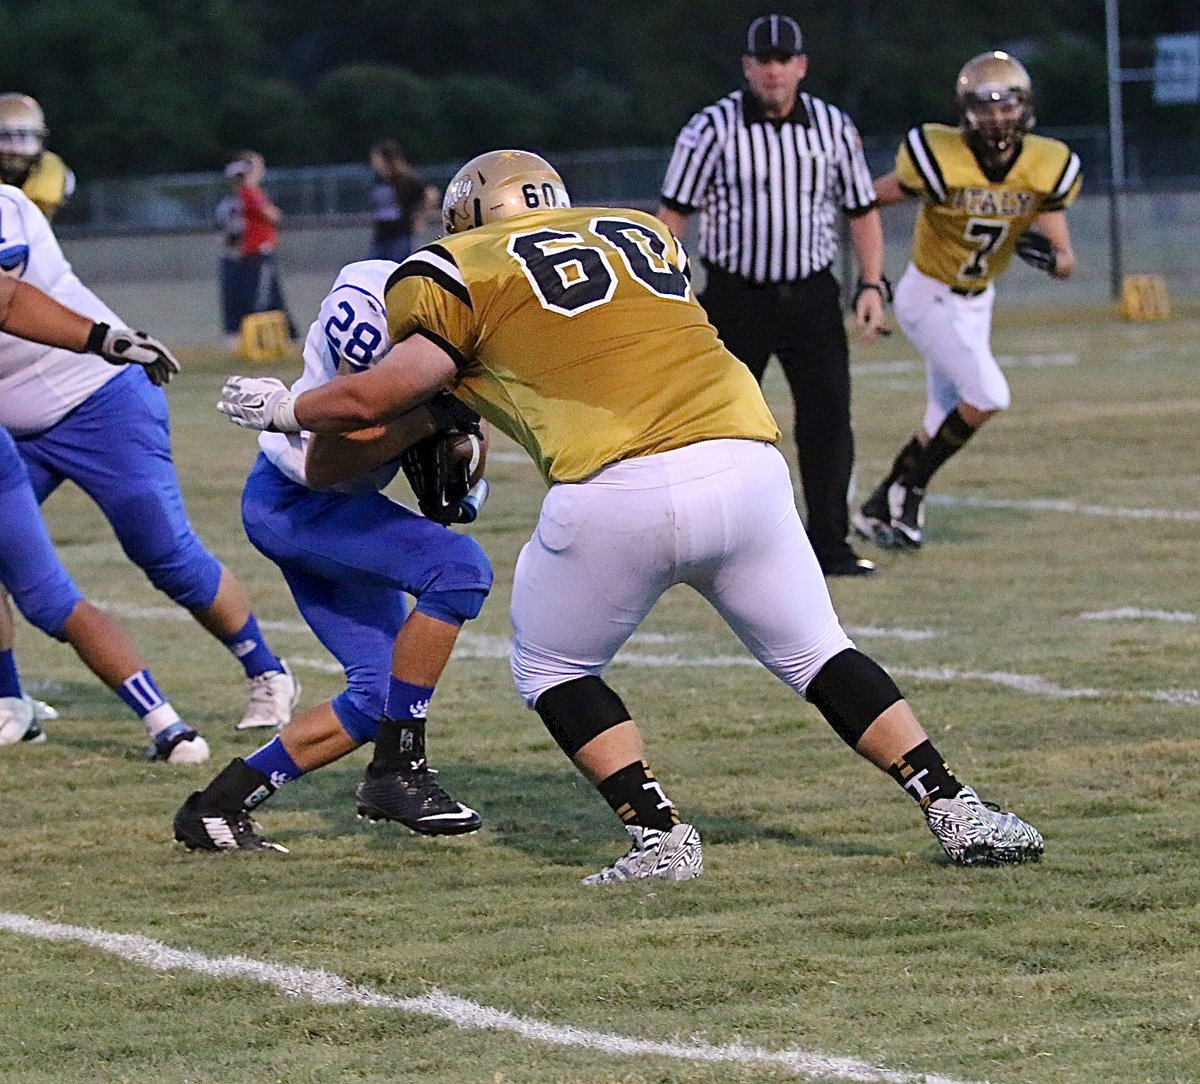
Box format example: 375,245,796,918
0,911,982,1084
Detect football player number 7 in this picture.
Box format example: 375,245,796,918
959,217,1009,281
508,217,690,317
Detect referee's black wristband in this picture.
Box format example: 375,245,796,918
852,276,893,306
85,322,109,354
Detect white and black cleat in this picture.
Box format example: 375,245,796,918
173,792,288,853
354,762,482,836
147,721,210,765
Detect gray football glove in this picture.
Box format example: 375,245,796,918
86,322,181,386
1015,230,1057,274
217,375,299,432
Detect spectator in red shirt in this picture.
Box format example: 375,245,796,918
222,150,296,342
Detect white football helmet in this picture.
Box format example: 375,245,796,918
441,150,570,235
956,51,1034,161
0,93,48,186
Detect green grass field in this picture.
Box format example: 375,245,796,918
0,303,1197,1084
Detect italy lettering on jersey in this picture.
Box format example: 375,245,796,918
259,259,401,493
22,152,75,220
896,124,1082,288
0,185,123,435
383,207,780,485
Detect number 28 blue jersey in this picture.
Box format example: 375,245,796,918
259,259,399,493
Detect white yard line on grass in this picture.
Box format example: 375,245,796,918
854,354,1077,376
928,494,1200,523
0,911,982,1084
94,601,1196,706
1080,607,1197,623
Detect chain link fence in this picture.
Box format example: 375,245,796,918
52,127,1199,237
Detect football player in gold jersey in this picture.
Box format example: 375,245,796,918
220,149,1045,881
853,52,1081,549
0,94,75,220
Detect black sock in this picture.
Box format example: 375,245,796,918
200,758,275,811
596,760,680,831
887,741,963,809
865,437,922,509
903,409,977,490
371,716,427,774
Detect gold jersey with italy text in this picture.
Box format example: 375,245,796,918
384,206,780,484
896,124,1081,289
21,151,75,220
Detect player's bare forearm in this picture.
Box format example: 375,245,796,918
294,336,458,433
0,278,93,352
1036,211,1076,278
305,409,439,490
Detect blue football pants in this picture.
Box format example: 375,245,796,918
241,455,492,743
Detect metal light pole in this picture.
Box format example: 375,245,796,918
1105,0,1124,301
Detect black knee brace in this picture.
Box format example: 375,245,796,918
805,649,903,748
534,676,631,758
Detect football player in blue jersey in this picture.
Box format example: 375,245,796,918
0,271,206,762
173,260,493,852
0,181,298,733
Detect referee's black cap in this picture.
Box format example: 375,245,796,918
745,14,804,57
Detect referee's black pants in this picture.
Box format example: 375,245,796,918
700,264,856,569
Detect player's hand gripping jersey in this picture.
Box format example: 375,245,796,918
896,124,1081,290
383,207,780,484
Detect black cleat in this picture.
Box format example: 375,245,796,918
852,487,903,550
173,791,288,853
354,762,482,836
822,554,877,577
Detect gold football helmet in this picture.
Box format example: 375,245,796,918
0,93,48,185
442,150,570,235
956,51,1034,160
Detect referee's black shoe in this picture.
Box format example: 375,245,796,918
821,552,877,578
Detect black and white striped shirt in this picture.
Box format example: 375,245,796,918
661,89,877,284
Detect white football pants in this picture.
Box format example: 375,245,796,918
509,438,854,708
894,263,1011,435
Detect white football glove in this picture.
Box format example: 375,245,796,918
86,322,181,386
217,375,300,432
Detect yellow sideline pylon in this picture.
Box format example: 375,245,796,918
1119,274,1172,321
240,310,291,360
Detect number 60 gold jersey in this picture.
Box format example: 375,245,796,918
384,206,779,485
896,123,1082,290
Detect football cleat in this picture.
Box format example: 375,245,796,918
354,761,482,835
852,487,902,550
24,695,59,721
237,660,300,731
0,695,42,744
581,823,704,886
924,785,1044,866
173,791,288,853
147,721,211,765
888,482,926,548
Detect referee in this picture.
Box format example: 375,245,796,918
657,14,887,578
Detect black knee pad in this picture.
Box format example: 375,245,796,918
534,676,631,758
805,648,903,748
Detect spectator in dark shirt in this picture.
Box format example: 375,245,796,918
367,139,437,263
